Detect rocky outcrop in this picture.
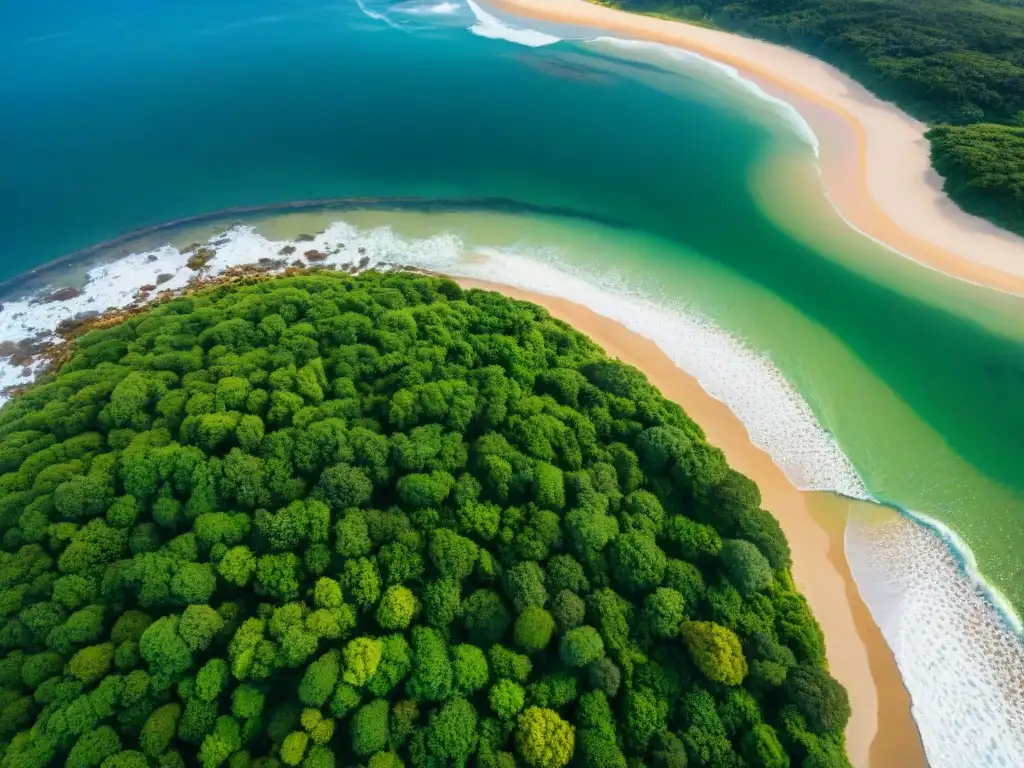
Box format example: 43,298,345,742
186,247,216,270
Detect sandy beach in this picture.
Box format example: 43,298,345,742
458,277,927,768
488,0,1024,295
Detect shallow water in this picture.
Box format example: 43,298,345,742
2,0,1024,762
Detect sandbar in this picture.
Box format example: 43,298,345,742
488,0,1024,295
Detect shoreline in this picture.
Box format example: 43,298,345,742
0,196,633,300
486,0,1024,296
457,277,928,768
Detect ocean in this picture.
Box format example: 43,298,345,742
1,0,1023,762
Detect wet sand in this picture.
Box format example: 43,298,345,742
488,0,1024,296
457,277,927,768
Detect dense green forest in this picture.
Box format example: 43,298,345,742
604,0,1024,236
0,271,849,767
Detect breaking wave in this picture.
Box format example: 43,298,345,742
465,0,560,47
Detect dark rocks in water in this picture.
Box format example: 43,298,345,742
146,254,159,263
279,245,297,255
156,273,174,285
296,233,315,242
341,262,353,271
139,284,157,292
40,286,80,303
187,247,216,270
0,334,52,368
358,256,370,268
291,260,305,269
55,310,102,335
211,237,230,246
358,247,366,255
258,257,289,271
180,242,201,254
304,250,329,262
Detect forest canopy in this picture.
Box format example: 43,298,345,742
606,0,1024,235
0,271,850,768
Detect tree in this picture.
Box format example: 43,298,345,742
422,577,462,629
368,633,413,698
351,699,390,756
377,585,417,630
462,590,511,646
720,539,773,597
503,562,547,613
281,731,309,766
179,604,224,652
650,731,688,768
452,644,490,694
489,679,526,720
611,531,666,593
407,626,453,702
256,552,304,602
514,606,555,653
738,508,791,571
317,463,373,510
335,510,372,559
343,557,382,608
343,637,383,687
642,587,686,638
199,716,242,767
299,650,341,707
140,703,182,758
217,545,256,587
488,645,532,685
586,657,621,699
544,555,588,594
515,707,574,768
427,697,479,765
429,529,478,582
559,626,604,668
232,685,265,720
623,687,667,751
67,726,121,768
139,616,193,691
784,665,851,735
681,621,747,686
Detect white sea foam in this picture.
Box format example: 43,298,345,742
352,0,406,31
465,0,560,47
584,36,820,156
846,508,1024,767
394,1,462,16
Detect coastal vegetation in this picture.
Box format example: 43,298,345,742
0,271,849,767
604,0,1024,236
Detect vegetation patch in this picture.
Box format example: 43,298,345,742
0,272,849,767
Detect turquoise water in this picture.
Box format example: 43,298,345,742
3,2,1024,757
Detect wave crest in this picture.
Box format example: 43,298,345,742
466,0,560,48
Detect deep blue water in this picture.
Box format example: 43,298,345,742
0,0,775,272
